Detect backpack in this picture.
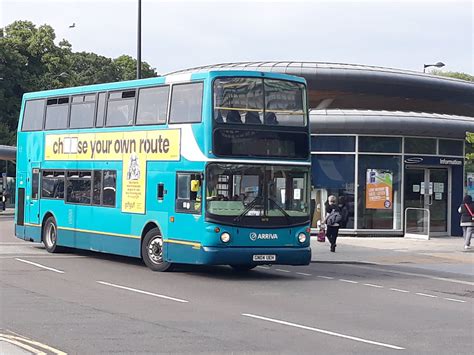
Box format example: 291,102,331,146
326,208,343,226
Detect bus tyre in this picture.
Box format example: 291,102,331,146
42,216,62,253
230,264,257,272
142,228,172,272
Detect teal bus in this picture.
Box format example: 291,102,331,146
15,70,311,271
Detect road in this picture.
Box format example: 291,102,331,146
1,215,473,354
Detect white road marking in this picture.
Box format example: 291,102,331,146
363,283,383,288
0,334,67,355
296,272,312,276
257,266,270,270
415,293,438,298
15,258,64,274
275,269,291,273
339,279,358,284
317,275,334,280
96,281,188,303
390,288,410,293
351,265,474,286
0,336,47,355
242,313,405,350
444,297,466,303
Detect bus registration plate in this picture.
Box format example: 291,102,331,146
253,254,276,262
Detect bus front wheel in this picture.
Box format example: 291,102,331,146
142,228,173,272
42,216,62,253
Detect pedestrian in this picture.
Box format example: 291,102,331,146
458,195,474,250
324,195,342,252
338,195,349,229
1,190,6,211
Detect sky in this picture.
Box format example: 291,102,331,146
1,0,473,75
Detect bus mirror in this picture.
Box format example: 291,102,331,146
190,179,200,192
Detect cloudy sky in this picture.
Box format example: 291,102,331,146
2,0,472,75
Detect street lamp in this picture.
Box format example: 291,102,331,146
423,62,445,73
137,0,142,80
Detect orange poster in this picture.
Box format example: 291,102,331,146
366,169,393,209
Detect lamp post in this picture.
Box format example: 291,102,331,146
423,62,445,73
137,0,142,80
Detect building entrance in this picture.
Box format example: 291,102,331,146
405,167,449,235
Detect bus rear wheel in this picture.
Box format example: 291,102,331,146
142,228,173,272
42,216,62,253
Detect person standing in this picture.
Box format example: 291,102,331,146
325,195,342,252
458,195,474,250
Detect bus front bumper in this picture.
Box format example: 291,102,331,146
198,246,311,266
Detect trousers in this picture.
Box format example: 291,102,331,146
326,226,340,247
462,226,472,247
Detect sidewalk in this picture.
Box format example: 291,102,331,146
0,207,14,216
311,236,474,276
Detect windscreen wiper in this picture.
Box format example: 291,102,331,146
233,196,263,222
267,197,291,224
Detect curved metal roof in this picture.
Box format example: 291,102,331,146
310,110,473,139
168,61,474,116
0,145,16,161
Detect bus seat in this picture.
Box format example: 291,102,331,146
245,111,261,124
264,112,278,125
226,110,242,123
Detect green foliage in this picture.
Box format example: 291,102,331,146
430,69,474,82
0,20,158,146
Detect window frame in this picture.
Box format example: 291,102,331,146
135,85,170,126
65,170,93,205
40,170,65,200
44,96,71,131
69,94,97,129
21,99,46,132
175,171,202,214
105,89,138,128
169,82,204,124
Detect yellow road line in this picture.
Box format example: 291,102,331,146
1,334,67,355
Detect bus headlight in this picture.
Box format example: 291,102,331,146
220,232,231,243
298,233,307,243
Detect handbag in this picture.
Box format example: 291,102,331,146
317,228,326,242
465,203,474,221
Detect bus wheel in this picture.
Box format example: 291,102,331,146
42,216,62,253
230,264,257,272
142,228,172,272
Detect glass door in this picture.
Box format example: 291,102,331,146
404,167,449,236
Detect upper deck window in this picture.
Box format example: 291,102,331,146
70,94,96,129
136,86,169,125
169,82,203,124
22,99,45,131
213,77,306,126
106,90,136,127
45,97,70,130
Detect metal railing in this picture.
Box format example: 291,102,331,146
404,208,430,240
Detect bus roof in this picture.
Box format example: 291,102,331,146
22,70,306,100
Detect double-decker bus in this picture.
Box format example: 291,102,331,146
15,70,311,271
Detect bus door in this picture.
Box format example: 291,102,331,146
28,164,41,225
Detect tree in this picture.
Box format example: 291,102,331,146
430,69,474,82
113,55,157,81
0,20,158,146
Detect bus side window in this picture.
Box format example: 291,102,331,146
32,169,39,200
102,170,116,207
175,173,201,214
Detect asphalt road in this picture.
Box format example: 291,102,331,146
1,215,473,354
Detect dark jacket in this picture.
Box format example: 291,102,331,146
459,202,474,226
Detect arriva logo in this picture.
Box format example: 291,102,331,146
249,232,278,241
